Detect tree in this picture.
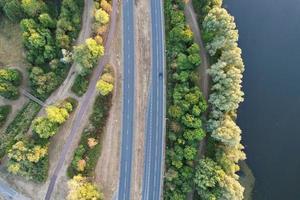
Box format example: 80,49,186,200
95,8,110,25
32,117,59,138
67,175,103,200
100,0,112,13
194,158,225,200
29,67,59,98
21,0,46,17
2,0,24,21
96,72,114,96
0,82,19,99
0,68,22,86
73,38,105,75
38,13,56,28
96,79,113,96
46,105,70,124
202,7,238,56
211,114,241,146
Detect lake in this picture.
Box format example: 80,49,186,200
223,0,300,199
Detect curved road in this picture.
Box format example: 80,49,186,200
141,0,166,198
117,0,135,198
44,0,118,198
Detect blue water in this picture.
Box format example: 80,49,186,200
224,0,300,199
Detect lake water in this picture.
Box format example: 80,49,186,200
224,0,300,199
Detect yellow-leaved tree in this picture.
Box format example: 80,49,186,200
67,175,103,200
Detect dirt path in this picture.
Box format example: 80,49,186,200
94,2,122,198
184,1,210,100
184,1,211,199
130,0,152,199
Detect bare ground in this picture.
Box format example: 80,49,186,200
131,0,152,199
94,7,122,197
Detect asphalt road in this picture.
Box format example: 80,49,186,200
117,0,135,198
142,0,166,198
44,0,118,198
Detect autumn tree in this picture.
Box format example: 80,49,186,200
73,38,105,75
67,175,104,200
95,8,109,25
202,7,238,56
33,117,58,138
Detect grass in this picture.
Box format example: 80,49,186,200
0,15,27,68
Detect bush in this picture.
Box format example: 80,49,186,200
0,105,11,127
71,74,89,97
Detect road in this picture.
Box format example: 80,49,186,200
117,0,135,198
141,0,166,198
44,0,118,198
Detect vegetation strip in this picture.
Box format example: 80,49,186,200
163,0,207,199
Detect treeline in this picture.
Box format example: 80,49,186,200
0,0,83,99
192,0,246,199
163,0,207,199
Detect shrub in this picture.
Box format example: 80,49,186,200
71,74,89,96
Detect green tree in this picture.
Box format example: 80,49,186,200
3,0,24,21
21,0,46,17
0,68,21,86
38,13,56,28
32,117,59,138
